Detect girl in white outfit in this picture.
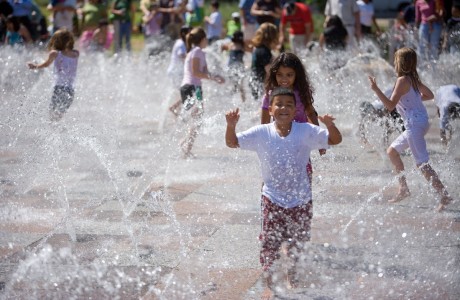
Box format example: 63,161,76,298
28,29,79,121
368,47,452,212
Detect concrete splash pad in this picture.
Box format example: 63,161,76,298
0,49,459,299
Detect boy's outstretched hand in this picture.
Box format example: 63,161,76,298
318,114,342,145
318,114,336,127
225,108,240,127
225,108,240,148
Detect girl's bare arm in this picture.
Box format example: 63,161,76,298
192,57,224,83
28,50,58,69
418,82,434,101
369,76,408,111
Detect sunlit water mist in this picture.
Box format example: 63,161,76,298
1,39,459,299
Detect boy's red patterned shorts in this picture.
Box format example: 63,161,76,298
259,195,313,272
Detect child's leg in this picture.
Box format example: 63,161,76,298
285,201,313,288
261,271,274,300
259,196,283,297
180,107,203,156
418,163,452,211
387,146,410,202
169,99,182,116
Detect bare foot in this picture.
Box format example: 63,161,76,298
388,188,410,203
436,195,453,212
261,287,273,300
169,106,179,117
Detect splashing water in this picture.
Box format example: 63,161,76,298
1,39,459,299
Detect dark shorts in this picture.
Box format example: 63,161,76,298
180,84,203,110
259,195,313,272
50,85,74,113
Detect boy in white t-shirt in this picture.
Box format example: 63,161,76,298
225,87,342,298
204,0,222,44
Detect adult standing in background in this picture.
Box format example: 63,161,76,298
415,0,444,61
239,0,256,43
250,0,281,27
357,0,381,38
157,0,187,41
0,0,13,43
279,1,313,55
110,0,136,53
48,0,77,34
8,0,36,38
204,0,222,44
324,0,361,48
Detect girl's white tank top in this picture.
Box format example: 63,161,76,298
396,85,429,124
54,51,78,87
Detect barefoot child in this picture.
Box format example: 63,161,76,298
179,27,225,157
368,47,453,211
225,87,342,299
28,29,79,121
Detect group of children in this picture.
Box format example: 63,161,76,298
225,46,455,298
26,23,456,298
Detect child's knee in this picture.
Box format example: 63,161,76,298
386,146,397,157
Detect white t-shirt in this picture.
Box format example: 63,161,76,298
357,0,374,27
207,11,223,39
324,0,359,26
237,122,329,208
435,84,460,129
167,39,187,79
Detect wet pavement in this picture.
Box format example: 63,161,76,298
0,95,459,300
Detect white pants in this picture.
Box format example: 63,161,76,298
391,120,430,166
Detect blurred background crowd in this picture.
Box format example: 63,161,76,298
0,0,458,59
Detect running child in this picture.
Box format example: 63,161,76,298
434,84,460,145
221,30,250,102
169,26,191,116
368,47,453,212
179,27,225,157
261,52,326,183
225,87,342,300
28,29,79,121
249,22,279,101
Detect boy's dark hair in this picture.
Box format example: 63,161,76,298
180,25,191,42
266,52,314,108
270,87,295,104
231,30,244,44
211,0,219,9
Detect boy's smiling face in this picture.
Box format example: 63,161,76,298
269,95,296,124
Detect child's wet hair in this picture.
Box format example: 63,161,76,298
266,52,315,107
394,47,421,92
269,87,295,104
48,28,75,51
252,22,278,48
186,27,206,52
